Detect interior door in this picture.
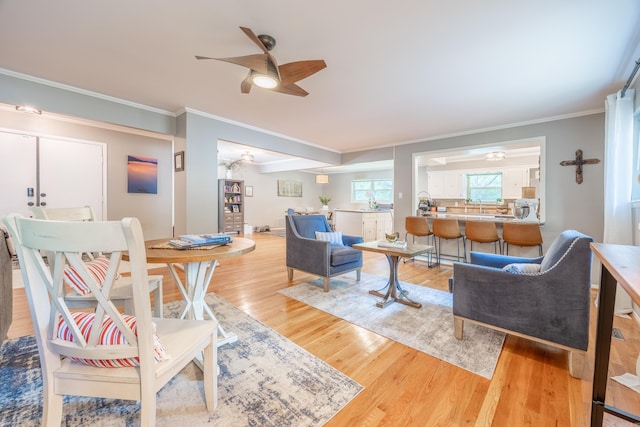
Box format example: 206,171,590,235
0,131,37,217
39,138,104,219
0,131,105,220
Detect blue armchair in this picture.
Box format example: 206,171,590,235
286,214,363,292
451,229,594,378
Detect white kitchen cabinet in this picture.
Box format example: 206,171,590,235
333,210,394,242
503,168,529,199
428,171,463,199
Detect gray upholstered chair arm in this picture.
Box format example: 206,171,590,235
286,234,331,276
469,251,543,269
342,234,363,247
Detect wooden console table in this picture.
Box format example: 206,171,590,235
590,243,640,425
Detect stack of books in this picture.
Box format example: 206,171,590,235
169,233,232,249
377,240,408,249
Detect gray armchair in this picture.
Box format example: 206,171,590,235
286,214,363,292
451,229,594,378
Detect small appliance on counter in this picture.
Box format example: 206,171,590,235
417,191,435,214
515,198,539,221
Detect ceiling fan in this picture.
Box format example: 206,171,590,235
196,26,326,97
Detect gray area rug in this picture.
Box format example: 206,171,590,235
0,294,363,426
278,273,505,379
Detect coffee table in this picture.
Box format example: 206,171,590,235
353,241,434,308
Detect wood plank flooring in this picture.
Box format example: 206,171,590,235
6,232,640,426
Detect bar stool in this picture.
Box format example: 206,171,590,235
432,218,466,265
404,216,434,265
502,222,543,256
464,220,501,261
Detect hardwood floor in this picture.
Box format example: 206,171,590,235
7,232,640,426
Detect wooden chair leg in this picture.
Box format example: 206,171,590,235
323,277,330,292
567,350,585,378
287,267,294,281
454,317,464,340
356,269,361,282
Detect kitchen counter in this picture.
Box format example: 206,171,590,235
418,211,542,224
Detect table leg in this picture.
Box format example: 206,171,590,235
591,265,617,426
167,260,238,347
369,254,422,308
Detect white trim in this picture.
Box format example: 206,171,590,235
0,68,176,117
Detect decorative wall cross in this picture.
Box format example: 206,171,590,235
559,149,600,184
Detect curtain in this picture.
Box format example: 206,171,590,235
603,89,635,315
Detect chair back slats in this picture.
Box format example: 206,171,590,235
5,214,151,364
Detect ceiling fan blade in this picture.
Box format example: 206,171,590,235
239,26,269,53
196,54,269,74
241,72,253,94
278,60,327,84
272,83,309,97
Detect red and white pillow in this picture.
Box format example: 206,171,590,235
57,312,170,367
63,256,114,295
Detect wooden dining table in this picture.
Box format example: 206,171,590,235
125,237,255,347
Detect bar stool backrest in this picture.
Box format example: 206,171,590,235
405,216,432,237
433,218,462,239
465,220,499,243
502,222,543,246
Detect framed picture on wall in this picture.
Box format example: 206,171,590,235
277,180,302,197
245,185,253,197
174,151,184,172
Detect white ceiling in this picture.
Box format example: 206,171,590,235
1,1,639,163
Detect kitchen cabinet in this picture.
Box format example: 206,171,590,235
503,168,529,199
427,171,463,199
333,209,394,242
218,179,244,234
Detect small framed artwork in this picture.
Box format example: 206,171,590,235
277,180,303,197
245,185,253,197
174,151,185,172
232,204,240,213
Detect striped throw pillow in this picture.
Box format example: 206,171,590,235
56,312,170,368
315,231,344,246
63,256,111,295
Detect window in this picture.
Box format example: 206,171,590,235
466,172,502,202
352,179,393,203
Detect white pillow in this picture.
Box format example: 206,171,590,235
502,263,541,274
315,231,344,246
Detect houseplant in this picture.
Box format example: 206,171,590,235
219,159,243,179
319,195,331,209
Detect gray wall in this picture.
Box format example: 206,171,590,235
0,108,173,239
392,114,605,249
0,72,609,250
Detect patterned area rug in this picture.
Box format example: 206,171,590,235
0,294,363,426
278,273,505,379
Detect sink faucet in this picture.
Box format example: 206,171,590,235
476,199,483,213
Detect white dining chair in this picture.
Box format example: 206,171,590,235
3,214,218,425
30,206,163,317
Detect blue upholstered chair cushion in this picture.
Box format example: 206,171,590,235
331,246,361,266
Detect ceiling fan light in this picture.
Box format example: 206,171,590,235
252,74,279,89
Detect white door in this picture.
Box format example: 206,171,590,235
0,132,37,217
0,131,104,220
39,138,104,219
